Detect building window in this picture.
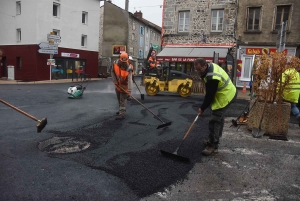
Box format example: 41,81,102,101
274,5,291,30
140,26,144,35
53,29,60,35
17,57,22,69
132,33,135,40
81,35,87,47
140,36,143,47
138,49,143,59
247,7,261,31
241,56,253,81
16,1,21,15
53,3,60,17
211,10,224,32
17,29,21,41
178,11,190,32
82,12,88,24
133,22,136,30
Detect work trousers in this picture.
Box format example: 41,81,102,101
208,91,238,145
115,88,128,115
283,99,300,119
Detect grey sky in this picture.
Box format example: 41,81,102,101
100,0,163,27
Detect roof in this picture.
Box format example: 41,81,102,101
128,13,162,33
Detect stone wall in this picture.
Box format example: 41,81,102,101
163,0,236,45
237,0,300,51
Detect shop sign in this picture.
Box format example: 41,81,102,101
157,57,225,63
245,48,287,55
112,45,126,56
61,53,80,58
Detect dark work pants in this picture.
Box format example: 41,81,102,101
208,91,238,145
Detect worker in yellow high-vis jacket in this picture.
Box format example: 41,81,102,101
280,68,300,127
194,58,237,156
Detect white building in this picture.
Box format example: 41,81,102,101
0,0,100,81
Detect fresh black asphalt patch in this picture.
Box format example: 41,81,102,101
40,98,296,198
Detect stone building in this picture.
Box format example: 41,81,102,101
99,1,161,74
236,0,300,87
158,0,237,77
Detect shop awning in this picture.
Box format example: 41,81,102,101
157,47,229,63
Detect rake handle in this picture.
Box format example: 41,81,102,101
0,99,39,122
176,114,200,150
115,83,165,123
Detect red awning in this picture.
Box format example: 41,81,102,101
157,47,228,63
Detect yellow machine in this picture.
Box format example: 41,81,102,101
144,67,193,97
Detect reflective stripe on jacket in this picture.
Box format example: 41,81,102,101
148,57,159,69
113,61,131,93
281,68,300,103
203,63,236,110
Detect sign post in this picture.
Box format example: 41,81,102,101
38,32,61,81
276,21,287,53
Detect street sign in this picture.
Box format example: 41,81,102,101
47,34,61,40
39,42,58,50
38,49,58,54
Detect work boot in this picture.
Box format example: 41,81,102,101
202,143,218,156
116,112,119,115
115,110,125,120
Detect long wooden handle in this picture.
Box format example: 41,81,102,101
183,114,200,140
115,83,165,123
0,99,39,122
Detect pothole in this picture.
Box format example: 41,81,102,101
38,137,90,154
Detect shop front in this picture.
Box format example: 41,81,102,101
157,47,229,74
236,46,297,87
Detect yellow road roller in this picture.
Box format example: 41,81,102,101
144,67,193,97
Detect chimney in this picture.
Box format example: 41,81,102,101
134,10,143,19
125,0,129,11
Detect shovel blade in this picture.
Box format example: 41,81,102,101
141,94,145,100
160,150,190,163
252,127,264,138
156,121,172,129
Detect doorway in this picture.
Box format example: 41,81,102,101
1,57,7,78
53,58,86,79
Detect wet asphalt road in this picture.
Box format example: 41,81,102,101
0,78,298,200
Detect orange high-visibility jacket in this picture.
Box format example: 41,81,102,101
148,57,160,69
113,62,130,93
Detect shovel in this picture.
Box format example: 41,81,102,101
160,113,201,163
252,100,267,138
0,99,47,133
133,78,144,100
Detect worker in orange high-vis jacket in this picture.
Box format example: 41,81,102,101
111,52,133,120
148,50,160,69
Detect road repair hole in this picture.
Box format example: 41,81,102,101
38,137,90,154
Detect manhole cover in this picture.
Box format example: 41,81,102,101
38,137,90,154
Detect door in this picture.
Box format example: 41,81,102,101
1,57,7,77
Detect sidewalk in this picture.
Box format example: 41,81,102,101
0,77,105,85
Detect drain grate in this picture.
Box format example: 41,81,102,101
38,137,90,154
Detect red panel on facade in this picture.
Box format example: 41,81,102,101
156,56,226,63
0,45,98,81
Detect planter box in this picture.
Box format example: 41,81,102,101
247,101,291,135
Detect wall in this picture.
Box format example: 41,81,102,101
0,0,100,51
237,0,300,48
162,0,236,45
101,1,129,58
